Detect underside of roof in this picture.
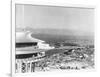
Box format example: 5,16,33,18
16,31,45,43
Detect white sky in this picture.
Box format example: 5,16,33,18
16,4,94,33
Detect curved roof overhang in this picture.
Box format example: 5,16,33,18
16,31,45,43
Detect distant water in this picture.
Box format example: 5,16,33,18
31,33,94,45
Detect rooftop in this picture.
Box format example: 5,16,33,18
16,31,45,43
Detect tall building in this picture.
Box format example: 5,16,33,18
15,31,54,73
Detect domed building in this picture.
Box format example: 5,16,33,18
15,31,54,73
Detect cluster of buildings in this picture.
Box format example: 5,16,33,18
15,31,94,73
15,31,54,73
